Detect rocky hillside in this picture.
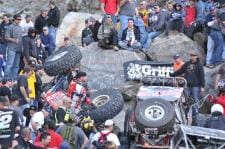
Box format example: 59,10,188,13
0,0,101,20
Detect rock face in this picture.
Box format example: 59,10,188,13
147,32,205,64
66,0,100,13
56,12,101,47
0,0,101,22
80,43,146,100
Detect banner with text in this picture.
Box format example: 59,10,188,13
123,60,174,80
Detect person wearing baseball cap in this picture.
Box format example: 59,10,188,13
170,50,205,120
173,53,184,72
92,119,120,147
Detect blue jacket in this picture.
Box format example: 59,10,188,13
40,33,56,49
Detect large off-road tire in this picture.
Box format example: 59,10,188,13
90,88,124,123
135,98,175,135
44,45,82,76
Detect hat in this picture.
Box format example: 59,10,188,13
29,105,37,111
104,119,114,126
211,104,224,114
76,71,87,79
0,96,8,103
43,106,51,113
173,53,180,59
189,50,198,56
43,26,49,31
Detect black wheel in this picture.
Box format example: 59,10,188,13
135,98,175,135
90,88,124,123
44,45,82,76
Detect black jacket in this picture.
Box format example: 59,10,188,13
47,6,60,27
171,59,205,87
35,15,47,34
0,20,12,43
205,112,225,131
90,21,101,41
121,26,140,42
23,37,37,62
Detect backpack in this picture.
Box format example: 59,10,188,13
60,126,77,149
98,131,112,146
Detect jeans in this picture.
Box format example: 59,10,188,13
49,26,57,45
4,49,20,79
142,31,162,49
185,87,201,116
210,30,224,64
119,15,133,40
118,40,141,51
206,35,214,65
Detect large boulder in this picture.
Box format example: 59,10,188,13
56,12,101,47
80,43,146,100
146,32,205,64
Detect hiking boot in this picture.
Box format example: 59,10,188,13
113,46,119,51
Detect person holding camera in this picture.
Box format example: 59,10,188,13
118,18,141,52
97,15,119,51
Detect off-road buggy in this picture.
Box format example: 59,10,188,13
124,76,189,148
42,45,124,124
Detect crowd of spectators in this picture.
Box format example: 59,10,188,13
1,0,225,149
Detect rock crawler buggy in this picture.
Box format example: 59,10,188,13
124,76,188,148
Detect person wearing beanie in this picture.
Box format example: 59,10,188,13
205,104,225,130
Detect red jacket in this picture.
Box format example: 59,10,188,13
35,130,63,148
184,6,196,27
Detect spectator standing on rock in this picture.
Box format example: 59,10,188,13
101,0,120,26
184,0,197,38
97,15,119,51
119,0,138,40
205,6,217,68
40,26,55,56
47,0,60,44
20,15,34,37
118,18,141,52
0,14,12,60
4,14,23,79
35,9,48,34
23,28,37,65
170,50,205,119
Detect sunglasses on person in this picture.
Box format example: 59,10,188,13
190,54,197,57
16,18,22,21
